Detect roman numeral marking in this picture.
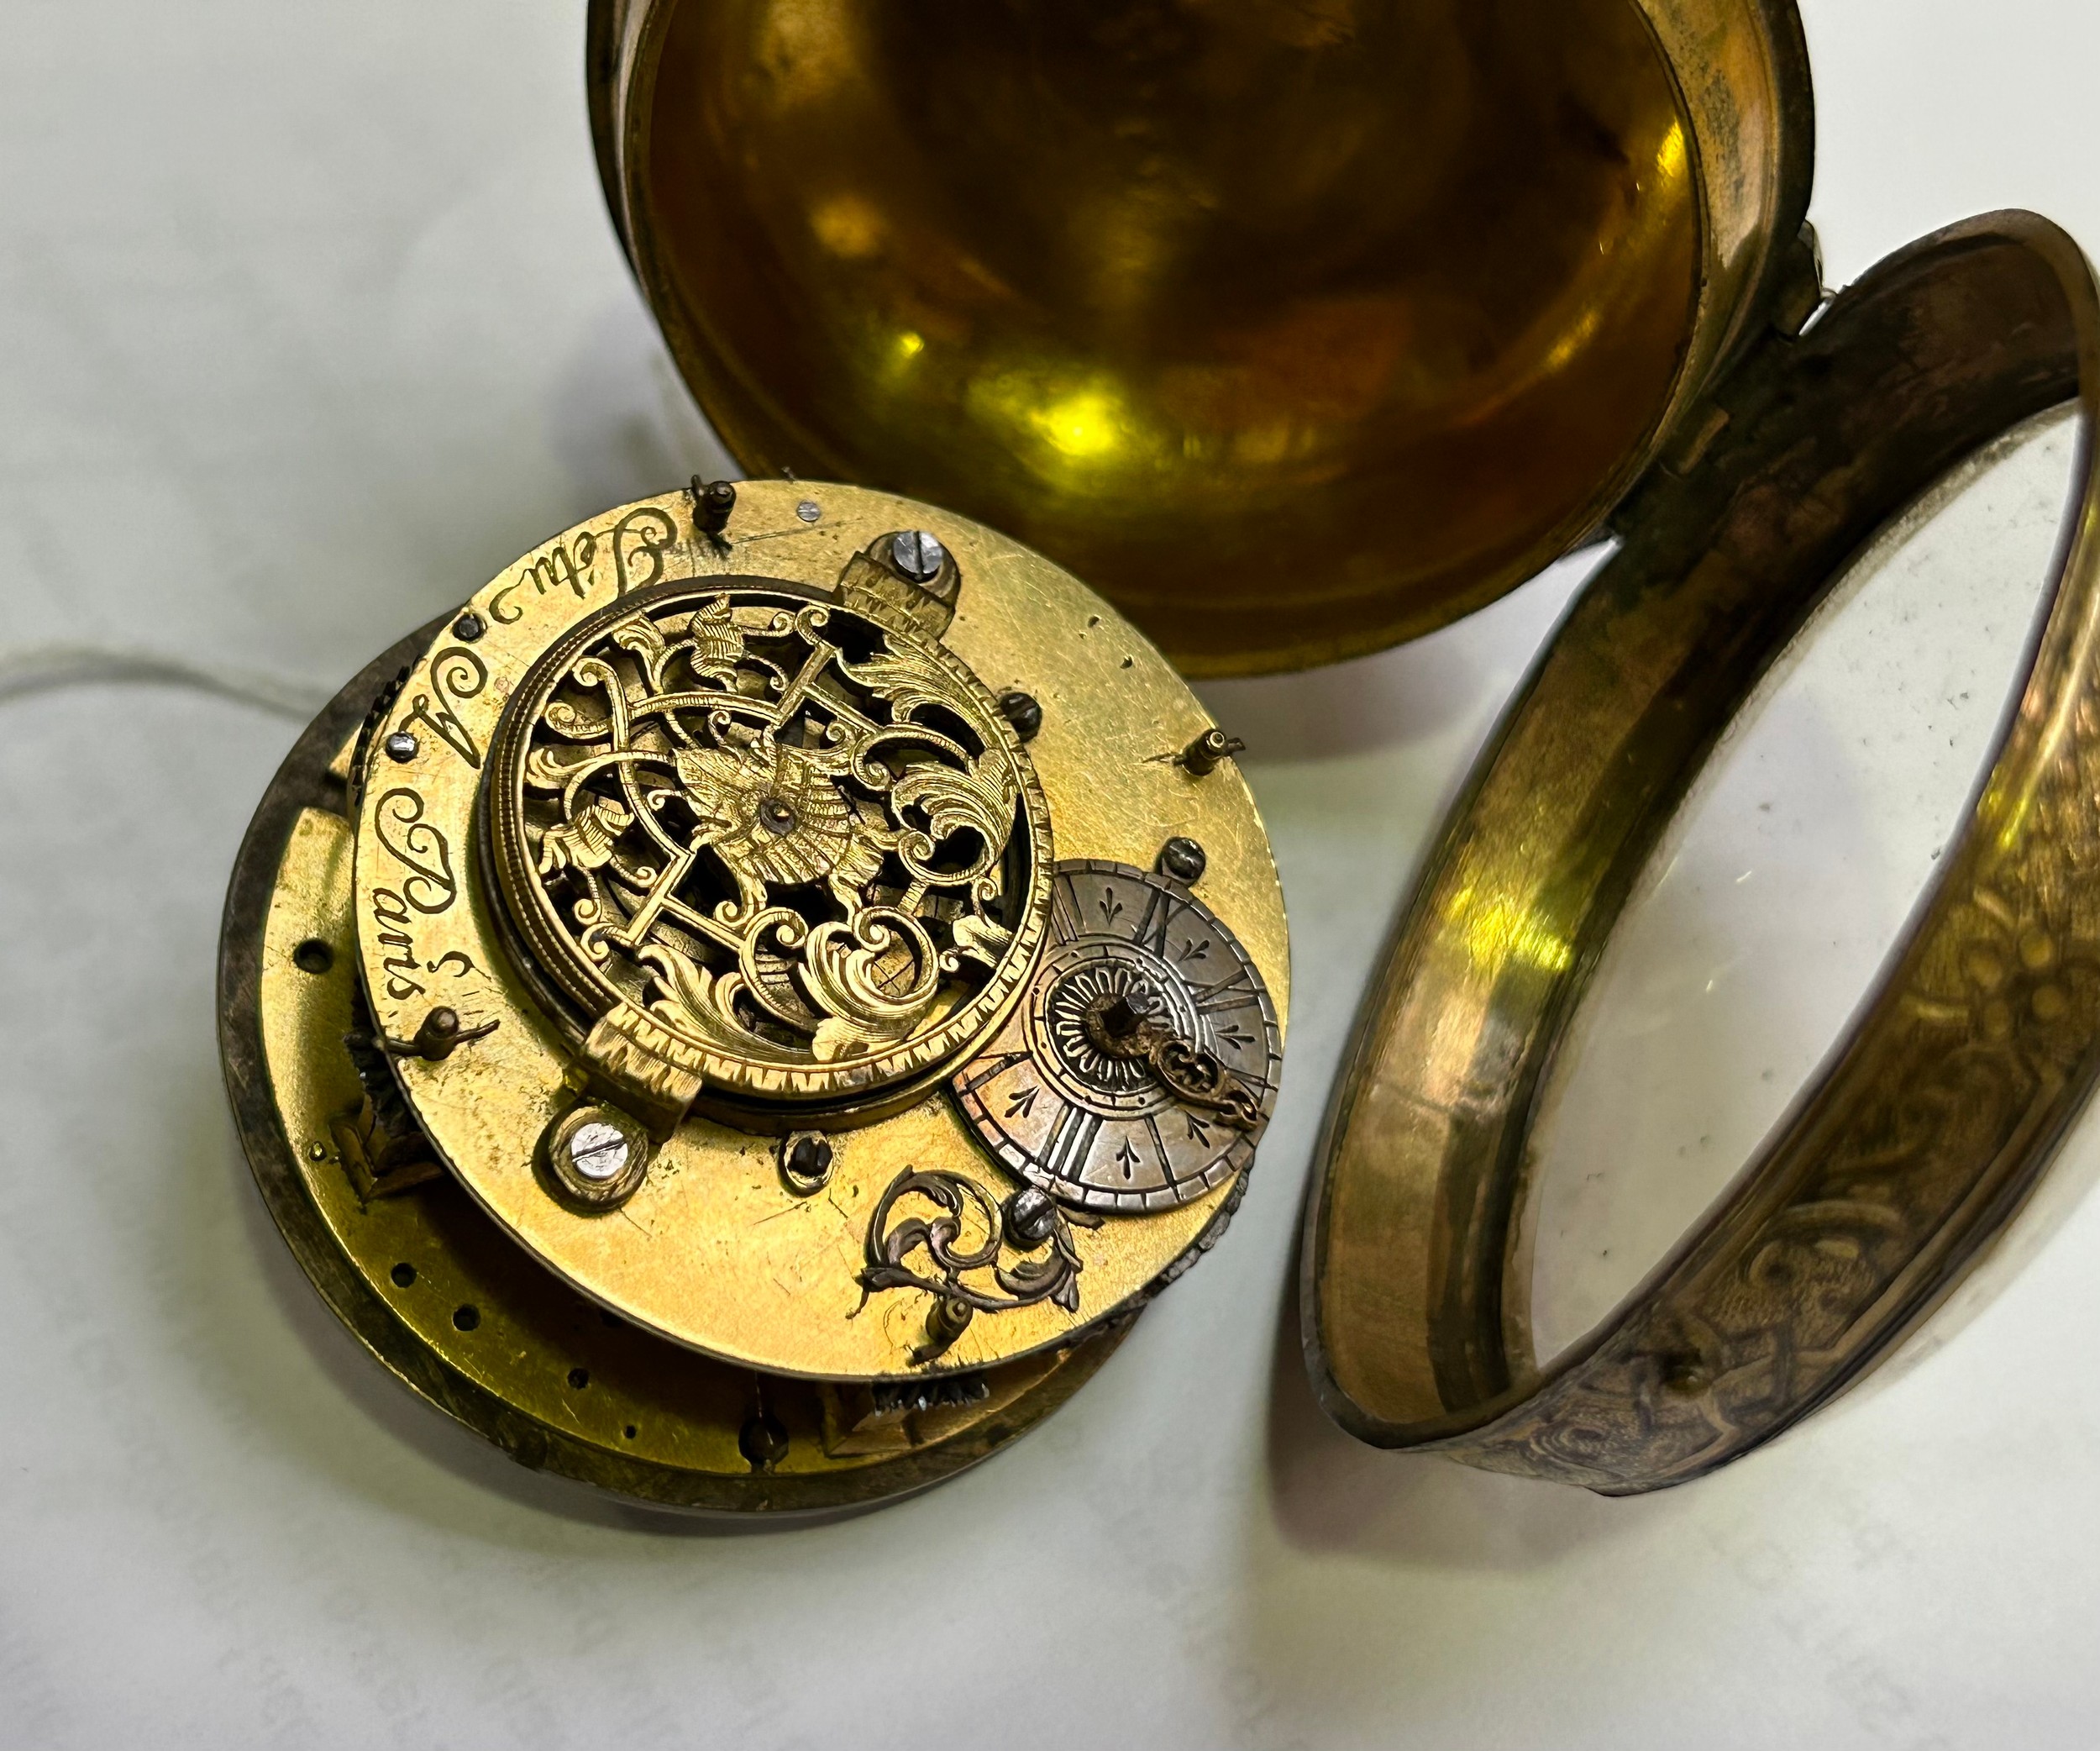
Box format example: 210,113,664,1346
959,1050,1030,1094
1136,881,1177,957
1043,1105,1102,1183
1192,967,1259,1014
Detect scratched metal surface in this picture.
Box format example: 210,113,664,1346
4,3,2100,1746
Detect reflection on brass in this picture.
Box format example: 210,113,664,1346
218,634,1132,1514
590,0,1810,672
1303,213,2100,1493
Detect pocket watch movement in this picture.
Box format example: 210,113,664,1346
220,478,1288,1512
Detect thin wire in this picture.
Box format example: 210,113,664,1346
0,644,331,720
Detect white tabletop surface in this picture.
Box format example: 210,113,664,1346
7,3,2100,1746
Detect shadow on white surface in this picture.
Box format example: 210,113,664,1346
1259,1268,1640,1572
1197,547,1602,766
548,301,737,522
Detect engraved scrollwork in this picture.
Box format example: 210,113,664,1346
488,583,1051,1104
856,1168,1100,1361
1453,732,2100,1491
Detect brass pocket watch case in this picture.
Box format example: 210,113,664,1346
220,481,1288,1513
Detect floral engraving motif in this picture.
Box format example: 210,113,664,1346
503,586,1042,1076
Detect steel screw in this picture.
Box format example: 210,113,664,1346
1004,1188,1059,1249
795,498,822,524
542,1104,649,1211
566,1121,633,1186
1179,728,1245,776
780,1131,834,1195
998,691,1043,742
384,730,418,763
1158,837,1207,884
889,529,947,583
451,611,486,643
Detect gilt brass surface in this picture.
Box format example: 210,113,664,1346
1304,213,2100,1492
589,0,1812,674
220,636,1126,1514
482,579,1053,1122
352,481,1289,1381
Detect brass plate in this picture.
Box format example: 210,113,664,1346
352,482,1290,1379
220,634,1129,1515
